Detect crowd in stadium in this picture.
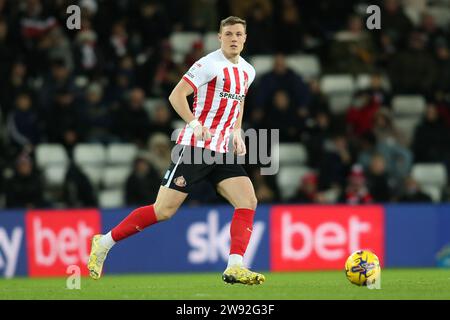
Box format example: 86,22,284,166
0,0,450,209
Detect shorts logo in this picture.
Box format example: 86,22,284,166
173,176,187,187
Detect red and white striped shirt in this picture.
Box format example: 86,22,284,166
178,49,256,153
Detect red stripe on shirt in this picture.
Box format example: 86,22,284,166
192,76,217,146
233,67,240,94
205,68,231,149
243,71,249,94
216,68,242,151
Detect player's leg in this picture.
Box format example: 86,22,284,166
216,176,265,285
88,186,187,279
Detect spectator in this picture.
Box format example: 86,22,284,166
113,87,151,147
150,41,183,97
412,103,450,163
245,3,273,55
229,0,272,20
346,90,381,137
248,166,280,203
0,60,34,119
82,82,114,143
148,133,172,178
125,155,161,206
0,15,18,87
6,92,41,149
303,110,333,169
263,90,302,142
329,14,376,75
132,0,171,53
46,88,84,150
434,39,450,93
189,0,218,33
45,26,73,71
107,20,130,63
306,78,330,117
388,31,437,95
104,55,136,108
379,0,414,50
339,164,373,204
62,161,97,208
371,108,412,188
398,176,432,203
5,153,45,209
418,12,448,52
366,153,391,202
318,133,353,191
366,72,392,107
289,172,326,204
184,40,205,68
19,0,58,76
39,58,77,112
149,102,174,138
73,28,104,79
255,54,310,121
273,0,304,54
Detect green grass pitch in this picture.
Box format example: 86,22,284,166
1,269,449,300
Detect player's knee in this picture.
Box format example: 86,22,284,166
237,195,258,211
249,196,258,210
154,203,178,221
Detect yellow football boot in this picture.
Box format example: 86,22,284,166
87,234,109,280
222,266,265,285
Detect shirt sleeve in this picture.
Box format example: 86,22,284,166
248,65,256,87
182,57,213,90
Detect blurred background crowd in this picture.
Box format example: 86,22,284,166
1,0,450,209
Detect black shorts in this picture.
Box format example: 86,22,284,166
161,145,248,193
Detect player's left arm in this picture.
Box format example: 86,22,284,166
233,99,246,156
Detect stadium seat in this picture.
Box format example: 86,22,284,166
320,74,355,114
169,32,202,63
321,74,355,93
203,32,219,53
250,55,274,76
392,95,426,117
273,143,308,166
36,144,69,168
102,166,132,189
412,163,448,188
428,6,450,28
171,120,186,130
43,165,67,186
144,98,166,120
355,73,391,91
74,143,106,166
79,165,104,188
285,54,321,80
421,185,442,203
99,189,125,209
277,166,313,200
106,143,138,165
393,118,421,146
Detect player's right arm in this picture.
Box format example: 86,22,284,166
168,78,211,141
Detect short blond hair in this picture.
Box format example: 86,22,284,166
219,16,246,33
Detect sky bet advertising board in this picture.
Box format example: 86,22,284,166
1,204,450,277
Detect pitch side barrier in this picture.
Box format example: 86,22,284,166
1,204,449,277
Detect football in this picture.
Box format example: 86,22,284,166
345,250,381,286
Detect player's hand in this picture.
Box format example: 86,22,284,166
190,119,211,141
233,131,246,156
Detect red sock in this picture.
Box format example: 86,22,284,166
111,205,158,242
229,208,255,256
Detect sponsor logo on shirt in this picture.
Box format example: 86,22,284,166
219,92,245,102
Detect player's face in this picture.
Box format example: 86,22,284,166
219,24,246,57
